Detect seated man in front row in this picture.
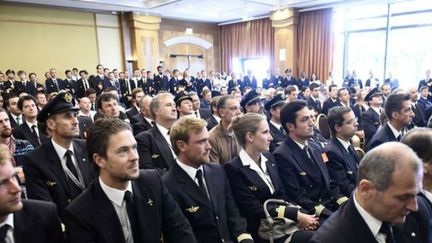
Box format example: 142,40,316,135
0,145,64,243
63,119,196,243
162,116,253,243
274,100,348,220
311,142,430,243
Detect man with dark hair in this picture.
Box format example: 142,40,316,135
76,70,91,99
63,69,78,99
5,94,24,129
322,84,339,115
94,92,129,122
311,142,429,243
325,106,360,197
85,88,97,111
35,92,47,110
63,118,197,243
274,100,348,220
418,86,432,110
336,88,351,108
190,92,211,120
360,88,383,145
3,69,19,94
28,72,44,96
13,95,49,147
23,92,96,217
0,145,65,243
205,96,220,131
136,93,177,172
125,88,144,121
408,87,427,127
17,70,29,95
93,64,107,95
45,68,62,94
307,83,322,114
162,116,253,243
265,94,286,152
368,92,414,150
285,85,298,103
169,69,180,94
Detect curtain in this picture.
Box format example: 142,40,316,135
297,9,334,84
219,18,274,73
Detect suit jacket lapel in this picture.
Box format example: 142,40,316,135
309,148,331,187
333,138,357,172
132,180,156,241
13,207,34,243
173,164,213,210
72,140,92,186
46,141,71,196
203,165,219,214
153,127,175,168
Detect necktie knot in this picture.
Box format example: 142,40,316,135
195,169,203,180
379,222,395,243
124,190,133,204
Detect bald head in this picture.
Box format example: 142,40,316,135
138,95,153,119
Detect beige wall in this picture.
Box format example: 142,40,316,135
0,4,99,80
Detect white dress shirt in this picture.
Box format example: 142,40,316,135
176,159,204,186
0,213,14,243
155,123,176,159
239,149,275,194
353,193,386,243
99,177,134,243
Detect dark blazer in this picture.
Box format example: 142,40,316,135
198,108,212,120
12,122,49,147
273,137,343,217
225,153,299,242
126,106,139,122
136,125,176,172
307,97,322,114
418,97,432,111
310,196,430,243
324,138,359,197
23,81,42,96
228,79,243,92
77,116,93,139
360,108,381,144
64,170,197,243
131,113,153,136
268,121,286,152
8,113,25,129
92,75,107,95
162,163,250,243
365,78,380,88
76,79,90,99
23,139,96,217
347,78,363,89
412,103,427,127
243,76,258,89
367,123,397,151
14,200,65,243
322,98,339,115
169,77,179,94
45,78,61,94
206,115,219,132
283,76,297,87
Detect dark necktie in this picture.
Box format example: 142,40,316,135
0,224,10,243
31,125,41,146
15,116,20,126
303,145,311,159
379,222,396,243
396,134,402,141
348,145,359,166
279,126,286,136
83,80,88,90
196,169,210,199
65,150,78,179
124,191,141,243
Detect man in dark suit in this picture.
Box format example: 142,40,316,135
169,69,180,94
5,94,24,129
265,94,286,152
13,95,49,148
190,92,211,120
360,88,383,144
28,73,45,97
307,83,322,115
162,116,253,243
103,72,121,95
92,64,107,95
418,86,432,111
297,71,310,90
45,68,62,94
409,87,427,127
227,73,243,92
282,68,297,88
131,95,153,136
0,147,65,243
322,84,339,115
125,88,144,121
2,69,20,94
136,93,177,172
325,106,360,197
76,70,91,99
64,118,197,243
23,92,96,217
274,100,348,220
368,92,414,150
153,65,165,93
243,70,258,89
205,96,220,131
63,70,78,99
311,142,428,243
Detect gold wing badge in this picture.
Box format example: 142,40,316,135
185,206,199,213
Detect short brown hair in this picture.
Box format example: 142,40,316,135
170,116,207,155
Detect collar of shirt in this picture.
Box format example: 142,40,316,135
371,106,381,115
353,193,383,240
269,120,282,131
411,101,417,106
78,110,96,118
10,114,21,122
293,139,308,150
51,138,74,160
387,122,401,139
156,123,169,137
212,115,221,123
239,149,268,172
336,137,351,152
423,190,432,204
25,120,38,130
0,213,14,230
176,159,203,184
143,116,153,126
99,177,132,207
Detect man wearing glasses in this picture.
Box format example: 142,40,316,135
23,92,96,218
325,106,360,197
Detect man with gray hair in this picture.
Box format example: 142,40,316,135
311,142,430,243
136,92,177,172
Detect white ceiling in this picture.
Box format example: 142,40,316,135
3,0,405,23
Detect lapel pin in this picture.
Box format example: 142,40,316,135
248,185,258,191
147,198,154,206
411,232,416,237
300,171,307,176
185,206,199,213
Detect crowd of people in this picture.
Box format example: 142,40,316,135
0,63,432,243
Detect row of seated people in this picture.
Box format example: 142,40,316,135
1,82,431,243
